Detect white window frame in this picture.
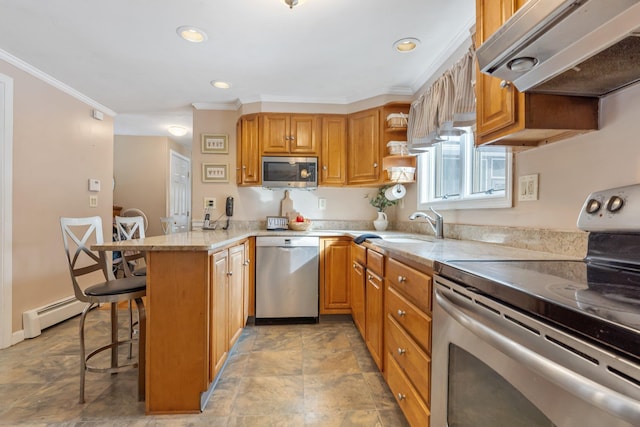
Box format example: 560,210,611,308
417,133,513,211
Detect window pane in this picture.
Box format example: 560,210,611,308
435,140,462,199
472,146,506,194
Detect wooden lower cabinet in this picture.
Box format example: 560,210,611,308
384,256,433,427
210,242,247,385
320,237,351,314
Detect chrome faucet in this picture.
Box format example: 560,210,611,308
409,207,444,239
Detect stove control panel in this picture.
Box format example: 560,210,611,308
578,183,640,232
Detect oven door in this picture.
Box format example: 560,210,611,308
432,274,640,427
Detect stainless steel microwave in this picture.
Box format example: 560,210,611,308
262,156,317,189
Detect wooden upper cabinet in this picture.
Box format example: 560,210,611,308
347,108,382,185
261,113,318,155
237,115,261,186
475,0,599,147
320,115,347,186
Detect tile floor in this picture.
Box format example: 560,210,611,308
0,310,409,426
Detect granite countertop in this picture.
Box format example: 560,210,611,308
94,229,578,266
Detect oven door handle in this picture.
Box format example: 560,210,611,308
435,288,640,424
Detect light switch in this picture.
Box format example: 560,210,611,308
89,195,98,208
318,198,327,210
518,174,539,201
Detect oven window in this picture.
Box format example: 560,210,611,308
448,344,555,427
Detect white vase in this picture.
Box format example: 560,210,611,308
373,212,388,231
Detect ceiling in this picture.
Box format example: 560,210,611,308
0,0,475,146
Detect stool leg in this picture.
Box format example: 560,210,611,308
78,303,93,404
128,300,133,359
134,297,146,401
110,302,118,371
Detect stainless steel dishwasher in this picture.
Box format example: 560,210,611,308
255,236,319,324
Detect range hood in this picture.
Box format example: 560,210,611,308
476,0,640,97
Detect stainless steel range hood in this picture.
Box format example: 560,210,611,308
476,0,640,97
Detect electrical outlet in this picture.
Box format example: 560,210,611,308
318,198,327,210
518,174,539,201
204,197,216,209
89,195,98,208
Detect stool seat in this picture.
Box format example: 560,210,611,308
85,276,146,297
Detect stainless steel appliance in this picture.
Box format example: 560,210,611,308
255,236,319,324
476,0,640,97
262,156,317,189
433,183,640,426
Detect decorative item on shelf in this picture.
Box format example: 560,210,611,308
369,185,398,231
387,140,409,155
386,113,408,128
386,166,415,182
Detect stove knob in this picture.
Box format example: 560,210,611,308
606,196,624,213
585,198,601,214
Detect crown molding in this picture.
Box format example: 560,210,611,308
192,100,241,111
0,49,116,117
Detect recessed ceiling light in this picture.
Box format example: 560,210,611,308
281,0,307,9
168,125,188,137
211,80,231,89
393,37,420,53
176,26,208,43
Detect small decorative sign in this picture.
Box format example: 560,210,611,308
202,163,229,183
201,134,228,154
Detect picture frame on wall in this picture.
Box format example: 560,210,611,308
202,163,229,183
201,134,228,154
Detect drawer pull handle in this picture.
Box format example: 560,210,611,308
227,271,233,276
397,348,406,356
368,274,373,280
398,275,407,283
397,309,406,317
397,393,406,401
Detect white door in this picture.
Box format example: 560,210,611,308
169,150,191,233
0,74,14,349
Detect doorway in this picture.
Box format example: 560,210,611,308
169,150,191,232
0,73,13,349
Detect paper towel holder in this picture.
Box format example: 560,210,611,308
385,184,406,201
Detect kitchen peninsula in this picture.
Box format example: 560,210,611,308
95,229,576,415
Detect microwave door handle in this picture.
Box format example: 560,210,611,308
435,288,640,424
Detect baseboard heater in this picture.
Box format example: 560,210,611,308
22,296,86,338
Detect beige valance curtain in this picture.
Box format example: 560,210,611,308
408,47,476,143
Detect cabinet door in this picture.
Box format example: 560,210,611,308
320,115,347,186
350,259,366,338
348,108,381,185
262,114,290,154
228,244,245,349
320,238,351,314
211,250,228,381
238,115,261,185
290,115,318,154
475,0,520,139
366,270,384,370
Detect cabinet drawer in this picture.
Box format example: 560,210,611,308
386,258,432,313
387,352,430,427
386,284,431,353
351,242,366,265
386,315,431,404
367,249,384,276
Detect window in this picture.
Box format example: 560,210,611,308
417,127,512,210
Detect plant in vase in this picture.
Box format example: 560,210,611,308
369,185,398,231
